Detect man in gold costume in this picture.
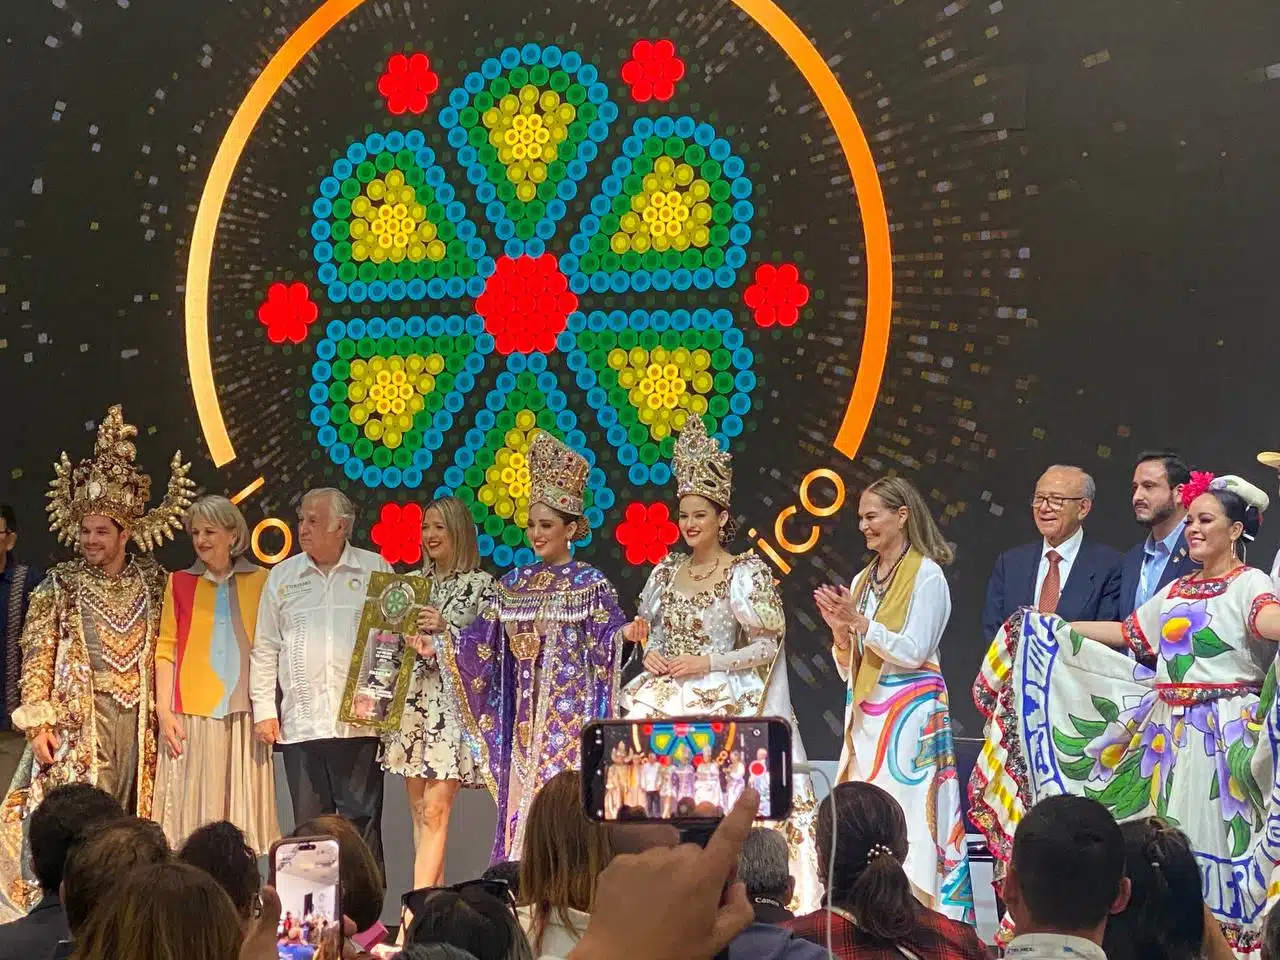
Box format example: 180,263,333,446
0,405,193,918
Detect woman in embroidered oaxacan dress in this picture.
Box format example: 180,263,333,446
618,414,822,912
971,473,1280,954
391,496,495,889
812,476,975,926
436,432,627,862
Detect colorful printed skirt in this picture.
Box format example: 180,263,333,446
971,610,1280,955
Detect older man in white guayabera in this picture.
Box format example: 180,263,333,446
250,488,392,870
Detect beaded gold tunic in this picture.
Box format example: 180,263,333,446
0,556,165,919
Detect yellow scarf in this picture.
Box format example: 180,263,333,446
847,546,924,706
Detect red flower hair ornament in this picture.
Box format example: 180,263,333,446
1181,473,1270,540
1179,471,1216,510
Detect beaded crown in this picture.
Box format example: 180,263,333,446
528,430,589,518
673,414,733,508
47,404,196,552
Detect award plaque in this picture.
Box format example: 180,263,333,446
339,572,431,731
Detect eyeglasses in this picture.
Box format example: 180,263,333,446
1030,494,1086,510
401,878,515,933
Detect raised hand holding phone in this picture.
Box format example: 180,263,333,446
268,836,342,960
581,716,792,825
569,789,758,960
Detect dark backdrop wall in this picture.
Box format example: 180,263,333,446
2,0,1278,758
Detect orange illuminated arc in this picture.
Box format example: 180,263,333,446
184,0,891,466
251,518,294,565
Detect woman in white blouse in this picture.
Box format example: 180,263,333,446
813,476,975,925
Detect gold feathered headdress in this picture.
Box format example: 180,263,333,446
528,430,590,518
47,405,196,551
673,414,732,508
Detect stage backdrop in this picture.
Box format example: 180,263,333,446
2,0,1279,756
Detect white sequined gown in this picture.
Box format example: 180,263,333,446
618,552,821,913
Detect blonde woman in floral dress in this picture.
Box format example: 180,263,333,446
390,496,494,889
973,474,1280,954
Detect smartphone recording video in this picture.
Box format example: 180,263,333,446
582,716,793,824
269,836,341,960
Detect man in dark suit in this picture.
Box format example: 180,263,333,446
982,464,1123,640
0,783,123,960
1117,450,1195,619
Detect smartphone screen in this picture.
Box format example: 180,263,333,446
269,836,341,960
581,716,793,824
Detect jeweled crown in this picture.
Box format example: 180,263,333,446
46,404,196,552
673,414,732,508
528,430,589,518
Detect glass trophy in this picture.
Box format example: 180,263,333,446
339,572,432,731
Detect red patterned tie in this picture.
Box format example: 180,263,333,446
1038,550,1062,614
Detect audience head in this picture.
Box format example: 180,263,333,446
1263,904,1280,960
407,885,533,960
398,946,480,960
482,860,522,901
739,827,794,906
1032,465,1095,545
1101,818,1204,960
1132,450,1190,530
861,476,955,565
293,815,385,931
297,487,354,564
519,770,614,952
1006,795,1128,941
69,861,241,960
62,817,171,935
28,783,124,895
816,782,915,943
179,820,262,920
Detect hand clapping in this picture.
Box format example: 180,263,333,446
813,584,855,628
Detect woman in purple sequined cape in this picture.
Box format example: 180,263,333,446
435,432,630,861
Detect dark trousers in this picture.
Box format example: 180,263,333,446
281,737,385,877
645,790,662,818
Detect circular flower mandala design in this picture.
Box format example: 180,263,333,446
289,41,812,568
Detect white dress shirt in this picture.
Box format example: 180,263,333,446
250,543,393,744
1271,548,1280,593
1005,932,1108,960
1034,526,1084,607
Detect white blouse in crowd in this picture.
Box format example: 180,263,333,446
834,556,951,682
517,903,590,959
250,543,392,743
